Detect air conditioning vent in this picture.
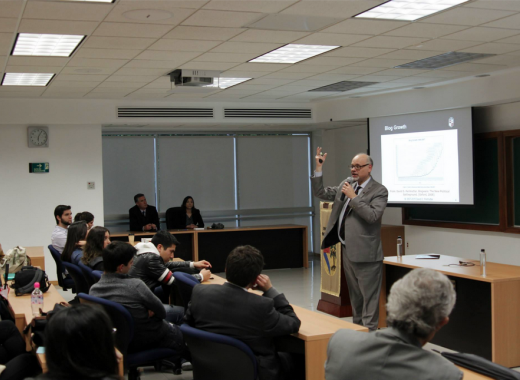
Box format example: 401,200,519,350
224,109,311,119
118,108,213,118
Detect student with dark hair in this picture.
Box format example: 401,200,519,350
129,231,212,291
32,304,120,380
128,193,160,231
170,196,204,229
90,242,187,358
74,212,95,230
51,205,72,254
185,245,302,380
0,320,41,380
81,226,110,271
61,221,87,264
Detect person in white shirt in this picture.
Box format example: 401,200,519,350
51,205,72,254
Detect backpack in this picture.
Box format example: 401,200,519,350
11,266,50,296
0,246,31,276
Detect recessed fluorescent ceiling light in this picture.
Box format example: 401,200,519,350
356,0,469,21
206,78,252,89
2,73,55,86
249,44,339,64
12,33,85,57
395,51,496,69
309,81,378,92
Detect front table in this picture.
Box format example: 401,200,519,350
380,255,520,368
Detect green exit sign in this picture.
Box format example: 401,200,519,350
29,162,49,173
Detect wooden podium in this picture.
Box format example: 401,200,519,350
317,224,405,318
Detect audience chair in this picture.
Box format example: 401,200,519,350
165,207,182,230
47,245,75,292
78,293,181,380
62,262,91,294
171,272,199,309
92,270,102,281
180,324,258,380
78,262,99,287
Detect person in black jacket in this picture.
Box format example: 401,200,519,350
170,196,204,229
128,193,160,231
185,245,303,380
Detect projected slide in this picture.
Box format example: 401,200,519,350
382,130,459,203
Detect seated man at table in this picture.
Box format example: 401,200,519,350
129,193,160,231
51,205,72,254
185,245,303,380
89,241,187,356
325,268,463,380
129,231,211,294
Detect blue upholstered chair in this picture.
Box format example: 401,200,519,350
78,293,181,380
77,262,98,287
62,262,91,294
171,271,199,308
48,245,75,292
180,324,258,380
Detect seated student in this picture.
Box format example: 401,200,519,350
60,221,87,265
51,205,72,254
129,193,160,232
90,241,187,356
325,268,462,380
129,231,212,291
185,245,302,380
81,227,110,271
31,304,121,380
74,211,95,231
170,196,204,229
0,320,41,380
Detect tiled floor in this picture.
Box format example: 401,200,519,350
57,256,520,379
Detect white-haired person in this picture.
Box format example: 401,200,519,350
325,268,463,380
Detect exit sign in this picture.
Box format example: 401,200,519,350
29,162,49,173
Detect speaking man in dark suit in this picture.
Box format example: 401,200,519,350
129,193,160,231
185,245,302,380
311,148,388,331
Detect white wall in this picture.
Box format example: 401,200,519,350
0,125,104,280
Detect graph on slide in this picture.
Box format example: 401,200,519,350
395,136,444,182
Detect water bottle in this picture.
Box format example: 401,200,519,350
480,249,487,277
397,236,403,258
31,282,43,317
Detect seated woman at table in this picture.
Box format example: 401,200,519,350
31,304,121,380
171,196,204,229
81,227,110,271
61,221,88,265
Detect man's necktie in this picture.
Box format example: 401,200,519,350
339,186,362,240
142,210,146,217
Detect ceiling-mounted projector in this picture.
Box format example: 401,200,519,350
170,69,221,87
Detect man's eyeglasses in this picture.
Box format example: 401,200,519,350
350,164,370,170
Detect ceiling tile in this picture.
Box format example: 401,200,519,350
300,56,365,66
82,36,156,50
192,52,260,63
202,1,297,13
407,39,482,52
75,48,142,60
178,61,240,70
351,75,403,82
84,92,130,98
88,87,135,93
293,33,372,46
0,33,14,53
0,2,23,18
385,23,468,39
280,1,387,19
105,4,195,25
50,81,98,88
60,66,119,75
498,35,520,44
461,42,520,54
5,65,63,73
263,72,314,79
182,10,264,28
321,18,407,35
93,22,174,38
0,18,17,33
323,46,395,58
23,1,111,21
507,50,520,57
420,8,516,26
98,81,146,89
105,75,159,83
67,57,128,68
53,74,109,82
440,62,506,72
465,1,520,12
7,56,69,67
229,62,290,72
278,65,340,73
442,27,520,42
113,67,170,76
163,26,244,41
474,55,520,65
123,60,189,69
328,66,385,75
221,70,269,78
376,50,444,60
210,41,283,54
147,39,221,52
307,73,359,81
19,19,98,35
484,13,520,29
415,70,472,78
350,58,412,68
376,68,430,76
133,50,201,61
230,30,309,44
352,36,428,49
390,77,437,84
245,78,295,86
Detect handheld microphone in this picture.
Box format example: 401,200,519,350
340,177,353,202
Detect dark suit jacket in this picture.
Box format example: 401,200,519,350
167,207,204,229
128,205,160,231
185,283,301,380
